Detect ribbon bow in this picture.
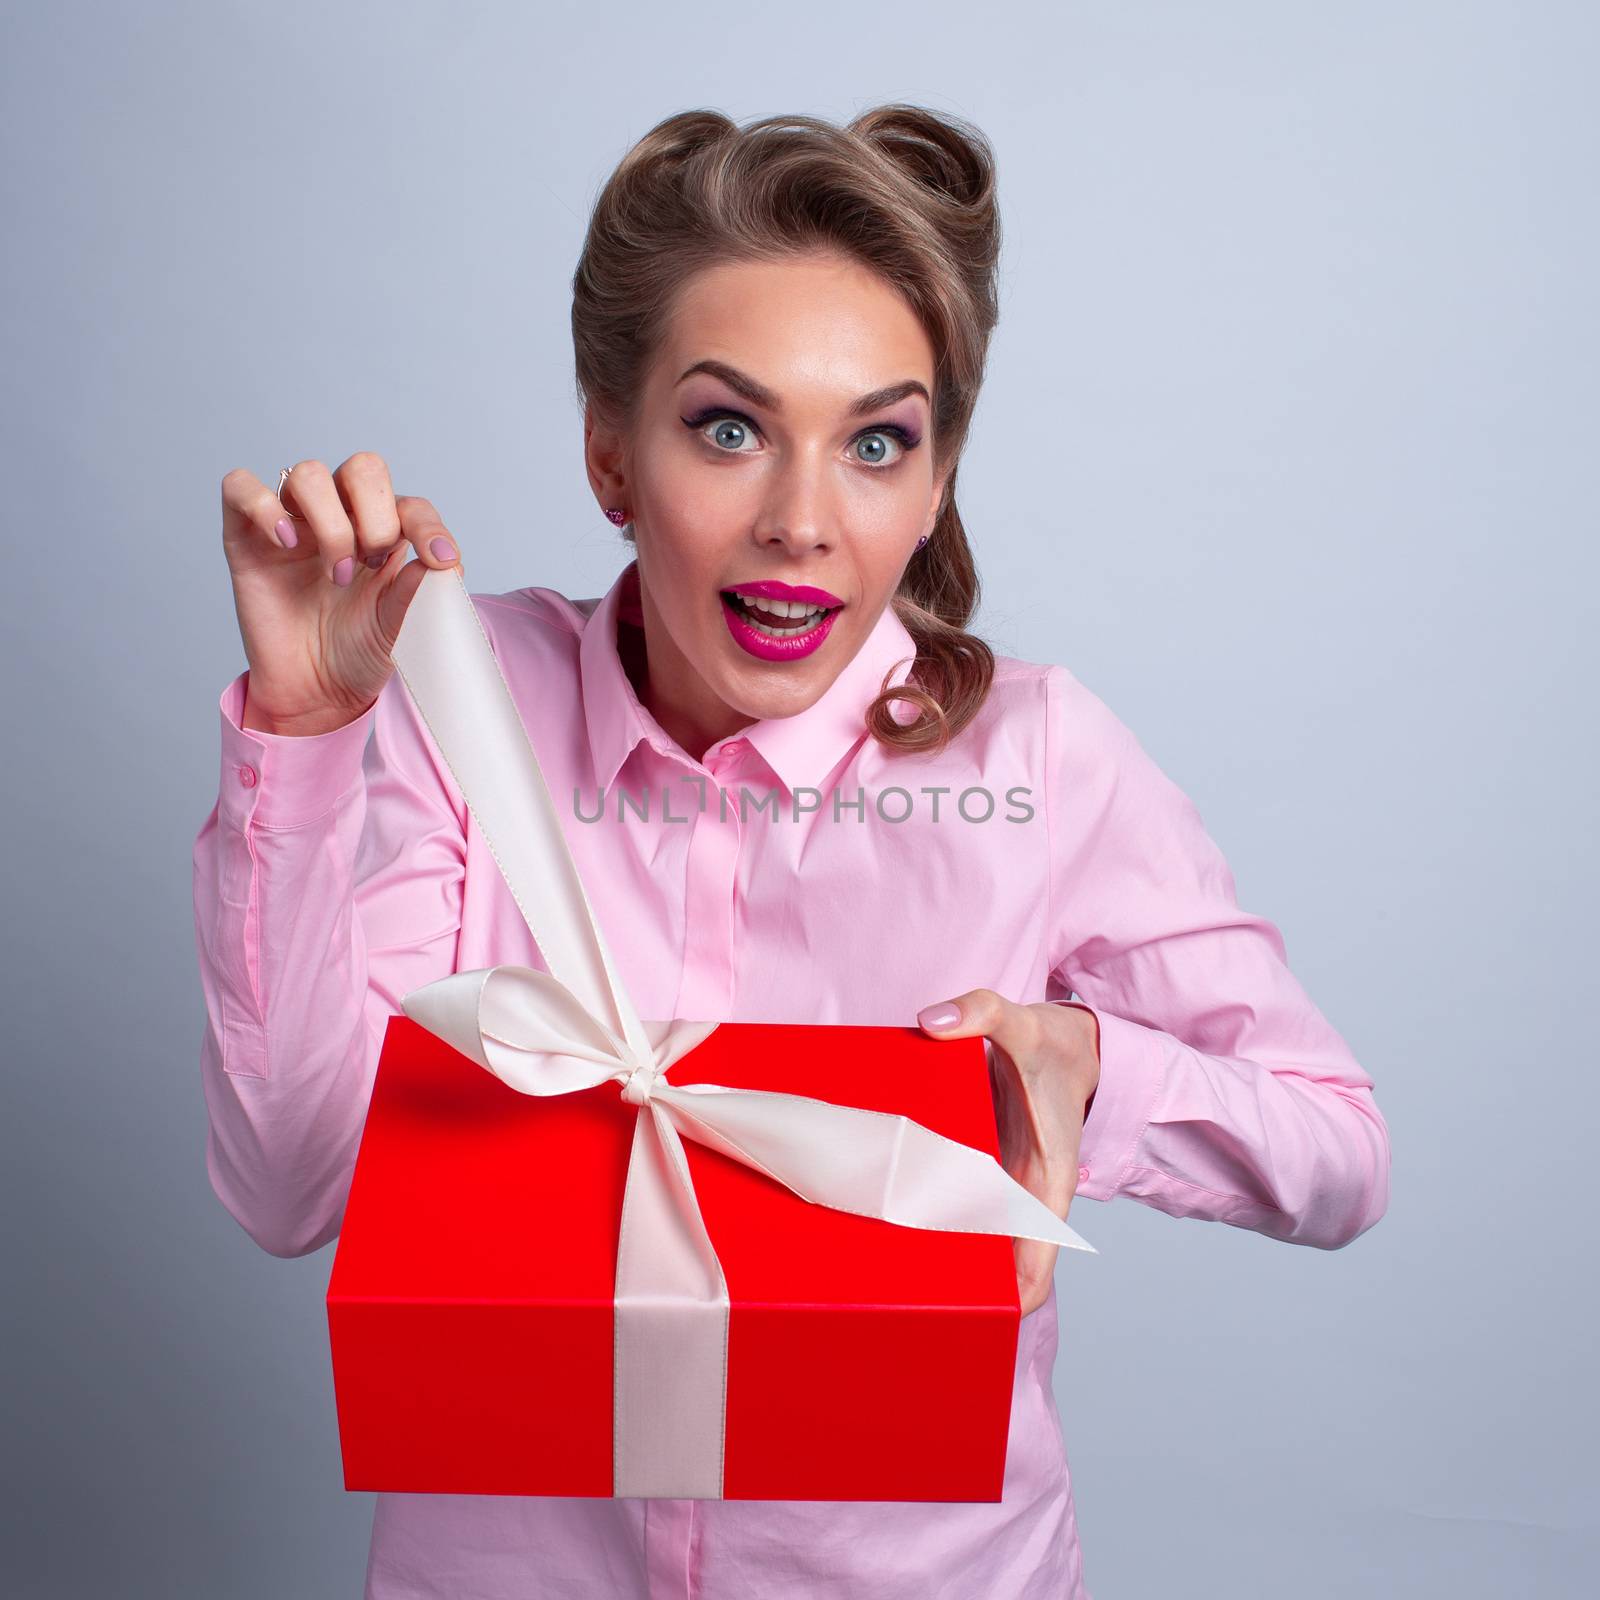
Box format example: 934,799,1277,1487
390,566,1095,1499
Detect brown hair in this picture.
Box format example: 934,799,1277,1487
570,103,1002,755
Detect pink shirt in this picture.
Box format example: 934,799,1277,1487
191,557,1389,1599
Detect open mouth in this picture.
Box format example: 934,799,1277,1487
719,589,841,639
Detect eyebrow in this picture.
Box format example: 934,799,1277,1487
676,358,930,418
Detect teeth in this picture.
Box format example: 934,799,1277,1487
732,590,826,620
746,610,822,637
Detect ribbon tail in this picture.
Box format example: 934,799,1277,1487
657,1084,1097,1256
390,566,656,1066
613,1102,730,1499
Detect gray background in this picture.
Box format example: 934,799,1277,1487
3,2,1594,1595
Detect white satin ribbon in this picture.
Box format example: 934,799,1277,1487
388,565,1096,1499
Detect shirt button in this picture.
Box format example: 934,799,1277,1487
237,764,258,788
1077,1165,1091,1184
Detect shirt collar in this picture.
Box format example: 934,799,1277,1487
578,559,919,797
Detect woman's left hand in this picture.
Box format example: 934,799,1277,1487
916,990,1101,1317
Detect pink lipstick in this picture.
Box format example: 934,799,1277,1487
724,580,844,608
719,580,845,663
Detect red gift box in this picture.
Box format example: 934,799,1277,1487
326,1013,1024,1502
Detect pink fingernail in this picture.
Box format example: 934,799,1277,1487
333,556,355,587
430,536,457,563
918,1003,960,1029
275,518,298,549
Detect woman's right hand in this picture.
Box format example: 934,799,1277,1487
220,454,462,736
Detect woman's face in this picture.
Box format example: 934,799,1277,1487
586,251,949,761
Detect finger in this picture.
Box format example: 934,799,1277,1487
395,495,461,570
332,452,402,570
372,551,435,650
280,459,357,586
221,467,303,555
915,987,1038,1064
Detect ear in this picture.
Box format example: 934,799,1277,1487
925,462,954,536
583,403,630,514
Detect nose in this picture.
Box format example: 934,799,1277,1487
755,454,838,556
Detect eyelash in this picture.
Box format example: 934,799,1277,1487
681,408,921,469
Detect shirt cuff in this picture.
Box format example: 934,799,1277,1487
217,670,378,829
1051,1000,1167,1203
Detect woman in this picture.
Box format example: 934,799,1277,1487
193,105,1390,1600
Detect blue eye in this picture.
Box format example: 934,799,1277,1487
682,408,920,469
704,416,758,453
852,430,906,467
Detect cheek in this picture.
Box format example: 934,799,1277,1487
636,506,724,634
860,516,921,584
638,437,750,552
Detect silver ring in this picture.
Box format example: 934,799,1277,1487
277,466,307,520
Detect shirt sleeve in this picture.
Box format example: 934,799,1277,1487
190,669,466,1257
1043,664,1390,1249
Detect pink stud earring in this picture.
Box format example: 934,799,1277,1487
605,508,628,526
